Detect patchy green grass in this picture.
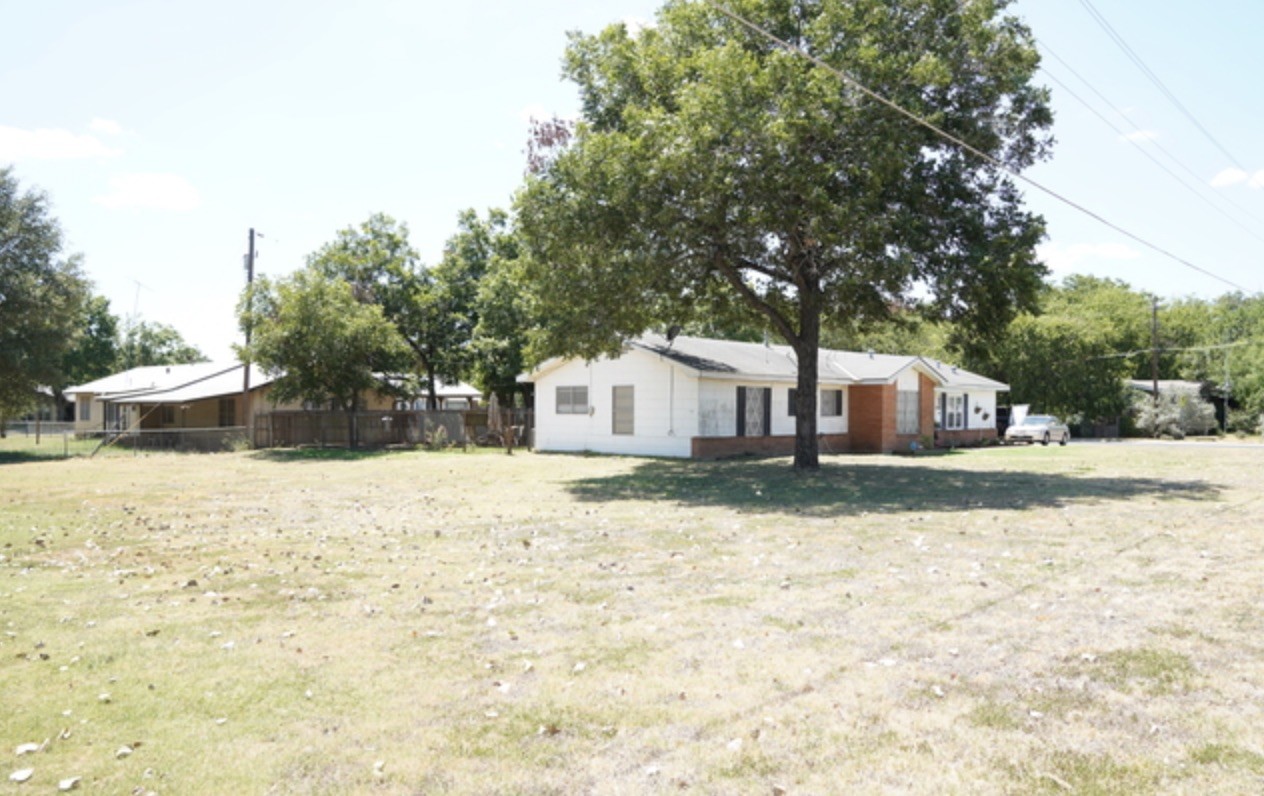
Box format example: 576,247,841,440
2,443,1263,793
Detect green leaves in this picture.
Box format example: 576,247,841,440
240,270,408,414
517,0,1053,467
0,168,90,420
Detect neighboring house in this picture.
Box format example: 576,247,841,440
527,335,1008,458
104,364,277,430
65,363,233,433
393,381,484,411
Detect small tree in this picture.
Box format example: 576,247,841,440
239,269,409,448
1132,390,1216,439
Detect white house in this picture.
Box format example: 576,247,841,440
931,361,1008,447
527,335,1008,458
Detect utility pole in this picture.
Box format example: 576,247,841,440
241,229,258,446
1150,298,1160,409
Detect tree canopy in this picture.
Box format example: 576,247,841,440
0,167,90,424
239,268,409,445
516,0,1053,468
118,319,207,370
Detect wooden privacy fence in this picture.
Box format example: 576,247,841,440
251,409,533,450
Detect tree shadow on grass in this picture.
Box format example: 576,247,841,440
564,456,1219,517
248,447,400,463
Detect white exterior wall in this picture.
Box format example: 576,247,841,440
965,391,998,430
934,389,999,431
897,370,921,391
533,350,699,457
697,379,848,437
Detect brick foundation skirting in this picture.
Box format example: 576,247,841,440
691,434,851,459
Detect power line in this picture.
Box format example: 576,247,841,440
1081,338,1263,363
702,1,1254,294
1037,40,1264,237
1037,65,1264,247
1076,0,1247,171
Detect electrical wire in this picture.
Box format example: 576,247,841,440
1036,66,1264,247
1076,0,1247,172
1037,40,1264,236
701,0,1254,295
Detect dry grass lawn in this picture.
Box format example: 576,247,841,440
2,441,1263,794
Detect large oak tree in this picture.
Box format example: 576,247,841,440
516,0,1053,469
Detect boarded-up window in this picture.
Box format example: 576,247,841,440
820,389,844,417
897,389,919,435
736,386,771,436
612,385,634,435
556,386,588,414
219,398,236,427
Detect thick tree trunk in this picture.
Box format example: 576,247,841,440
425,363,439,412
792,288,822,470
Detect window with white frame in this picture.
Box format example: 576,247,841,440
80,398,91,422
897,389,920,435
945,394,965,430
556,385,588,415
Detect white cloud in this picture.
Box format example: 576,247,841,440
1119,129,1158,143
1038,241,1141,273
92,172,201,212
0,124,122,160
1250,170,1264,189
1210,168,1248,187
88,118,123,136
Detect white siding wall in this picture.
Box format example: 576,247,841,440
697,379,848,437
966,391,998,430
935,389,1000,431
897,369,921,391
533,351,698,457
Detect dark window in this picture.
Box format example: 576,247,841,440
820,389,844,417
218,398,236,427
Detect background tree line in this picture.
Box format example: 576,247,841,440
0,167,205,431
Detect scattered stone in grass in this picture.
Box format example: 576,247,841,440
97,693,111,704
373,760,385,779
214,718,227,725
10,768,34,783
115,746,132,759
58,776,81,791
14,742,41,756
726,738,742,751
572,662,586,674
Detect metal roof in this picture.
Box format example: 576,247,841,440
65,362,231,397
103,364,273,405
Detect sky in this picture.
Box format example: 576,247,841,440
4,0,1262,364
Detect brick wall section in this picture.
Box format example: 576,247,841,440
894,373,938,451
849,383,895,453
691,434,851,460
